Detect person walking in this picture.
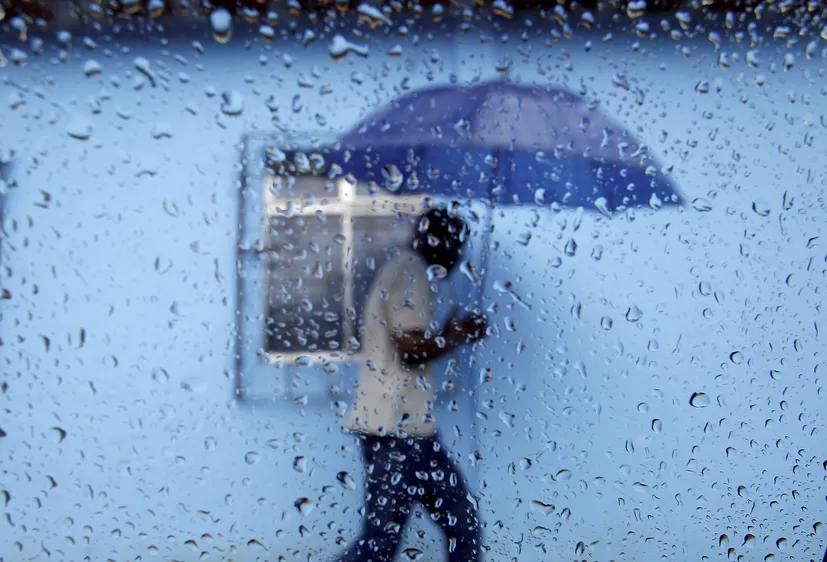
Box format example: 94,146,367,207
339,205,488,562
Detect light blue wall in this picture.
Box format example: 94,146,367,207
1,17,825,562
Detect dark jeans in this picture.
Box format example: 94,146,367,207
337,433,481,562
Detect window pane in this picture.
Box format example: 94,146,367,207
264,214,345,353
4,4,825,562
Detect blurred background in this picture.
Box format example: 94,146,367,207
1,1,825,561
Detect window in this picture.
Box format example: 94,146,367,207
244,140,428,366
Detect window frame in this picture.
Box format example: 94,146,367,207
235,132,428,401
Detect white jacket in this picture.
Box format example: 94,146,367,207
346,248,437,437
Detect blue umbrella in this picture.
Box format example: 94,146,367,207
323,79,681,212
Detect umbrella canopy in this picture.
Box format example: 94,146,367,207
325,80,681,212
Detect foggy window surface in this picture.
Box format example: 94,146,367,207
1,2,825,562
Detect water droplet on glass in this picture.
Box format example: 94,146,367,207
612,73,630,90
651,419,663,432
50,427,67,443
729,351,744,364
534,188,546,206
244,451,259,465
259,25,275,42
329,34,369,60
637,402,649,413
382,164,403,191
564,239,577,257
180,378,208,393
294,497,314,517
293,456,307,472
632,481,648,492
151,367,169,383
297,73,314,88
66,115,93,140
8,47,27,67
402,548,425,560
210,8,232,43
83,60,102,77
625,305,643,322
554,469,572,481
594,197,612,218
221,91,244,116
151,123,173,139
695,79,710,94
459,260,481,286
689,392,710,408
133,56,156,86
427,264,447,281
752,201,770,216
146,0,165,17
692,198,712,212
204,437,217,451
498,411,516,428
8,91,24,110
805,40,817,60
335,470,356,490
355,3,392,27
294,356,313,368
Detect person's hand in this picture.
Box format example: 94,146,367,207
450,312,488,343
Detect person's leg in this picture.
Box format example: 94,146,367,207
415,436,481,562
337,436,415,562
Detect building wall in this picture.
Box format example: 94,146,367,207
1,17,825,561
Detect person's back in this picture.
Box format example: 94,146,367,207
347,247,436,438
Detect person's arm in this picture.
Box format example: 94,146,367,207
392,313,486,367
382,257,486,367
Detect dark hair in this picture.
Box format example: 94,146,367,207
412,205,468,272
415,206,468,247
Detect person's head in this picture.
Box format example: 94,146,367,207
412,205,469,273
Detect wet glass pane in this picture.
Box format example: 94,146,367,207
2,2,826,562
264,214,345,353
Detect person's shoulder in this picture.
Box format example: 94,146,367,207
378,249,427,289
388,248,428,274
